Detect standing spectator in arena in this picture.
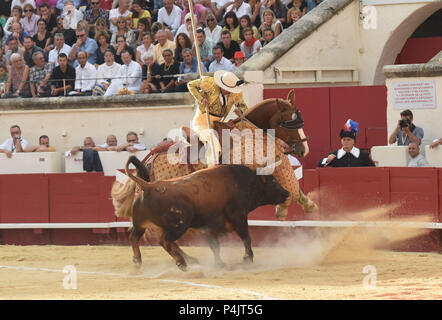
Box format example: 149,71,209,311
154,48,179,93
239,14,260,43
49,52,75,96
287,0,307,16
285,7,301,28
0,125,29,158
29,51,53,97
106,50,141,95
94,49,122,96
113,34,134,64
224,0,252,19
157,0,182,35
388,109,424,146
84,0,109,37
109,0,131,34
135,31,154,65
407,142,429,167
260,27,273,46
74,51,96,95
95,29,114,65
208,44,233,72
222,11,240,42
53,16,76,47
181,0,208,26
240,27,261,58
130,0,151,29
193,28,213,69
153,29,176,65
69,27,98,68
259,9,282,38
204,13,222,44
48,33,72,66
232,50,245,69
217,30,240,62
116,131,147,152
110,16,135,48
174,32,191,63
23,35,46,68
20,3,39,37
139,52,160,93
2,53,31,98
175,47,206,92
4,6,23,36
38,3,57,34
32,18,52,52
133,17,151,47
24,134,56,152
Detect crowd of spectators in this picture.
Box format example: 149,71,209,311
0,0,323,97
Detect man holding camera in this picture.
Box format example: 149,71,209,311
388,109,424,146
0,125,29,158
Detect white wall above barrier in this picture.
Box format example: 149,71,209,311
0,152,63,174
371,145,410,167
425,145,442,167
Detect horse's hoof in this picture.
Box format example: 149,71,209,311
185,256,200,265
304,202,319,213
132,257,142,267
215,260,226,269
177,262,187,272
275,205,288,221
243,256,253,264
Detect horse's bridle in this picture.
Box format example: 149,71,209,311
275,99,309,144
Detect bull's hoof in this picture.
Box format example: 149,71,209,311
275,205,288,221
177,262,188,272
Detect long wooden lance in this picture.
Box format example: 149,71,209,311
187,0,218,167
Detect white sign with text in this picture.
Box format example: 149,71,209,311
392,80,437,110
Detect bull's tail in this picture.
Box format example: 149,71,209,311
126,155,151,190
111,179,136,218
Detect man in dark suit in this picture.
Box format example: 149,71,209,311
318,121,375,167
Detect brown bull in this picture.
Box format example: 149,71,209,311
125,156,290,271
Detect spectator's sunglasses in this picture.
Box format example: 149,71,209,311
207,18,215,21
77,33,86,37
91,1,100,4
24,9,33,13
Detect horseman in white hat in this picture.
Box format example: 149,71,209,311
188,70,248,166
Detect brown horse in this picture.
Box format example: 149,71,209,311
112,90,317,219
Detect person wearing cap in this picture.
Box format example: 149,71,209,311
187,69,248,166
318,120,375,167
233,51,245,69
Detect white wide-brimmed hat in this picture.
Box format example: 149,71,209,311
214,70,244,94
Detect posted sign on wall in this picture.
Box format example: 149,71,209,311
392,80,437,110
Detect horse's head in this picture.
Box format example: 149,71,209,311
244,90,309,158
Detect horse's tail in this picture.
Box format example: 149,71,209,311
125,155,151,190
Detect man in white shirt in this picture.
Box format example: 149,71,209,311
105,50,141,95
407,143,429,167
109,0,131,33
116,131,147,152
157,0,182,35
0,125,29,158
75,51,97,95
224,0,252,18
49,33,72,67
208,45,234,72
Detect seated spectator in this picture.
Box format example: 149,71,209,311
181,0,208,26
139,52,160,94
48,33,72,66
0,125,29,158
217,30,240,62
95,29,114,65
174,12,193,43
259,9,282,38
4,38,24,67
153,48,179,93
240,27,261,59
10,0,36,10
49,53,76,96
176,47,207,92
0,64,7,95
133,17,151,47
209,44,234,72
193,28,213,69
73,51,97,95
38,3,57,34
94,17,110,40
7,21,28,46
23,35,46,67
59,2,84,31
135,32,154,65
69,27,98,68
116,131,147,152
4,6,23,37
2,53,31,98
287,0,307,16
224,0,252,20
113,34,135,64
32,18,53,54
204,13,222,44
285,7,302,28
388,109,424,146
407,142,429,167
65,136,104,172
24,134,56,152
95,134,118,151
260,27,274,46
233,50,245,69
53,16,77,48
430,138,442,149
29,51,53,97
110,16,135,48
153,29,176,65
106,50,141,95
239,14,260,43
248,0,262,26
174,32,192,63
318,120,375,167
157,0,182,35
222,11,240,43
130,0,152,29
0,25,8,49
93,49,122,96
84,0,110,37
266,0,288,25
109,0,132,34
20,3,39,37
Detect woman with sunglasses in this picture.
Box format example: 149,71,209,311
20,4,39,37
84,0,109,36
204,13,222,44
110,16,135,48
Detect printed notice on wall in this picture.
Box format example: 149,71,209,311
392,80,436,110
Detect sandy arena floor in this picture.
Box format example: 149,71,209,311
1,226,442,300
